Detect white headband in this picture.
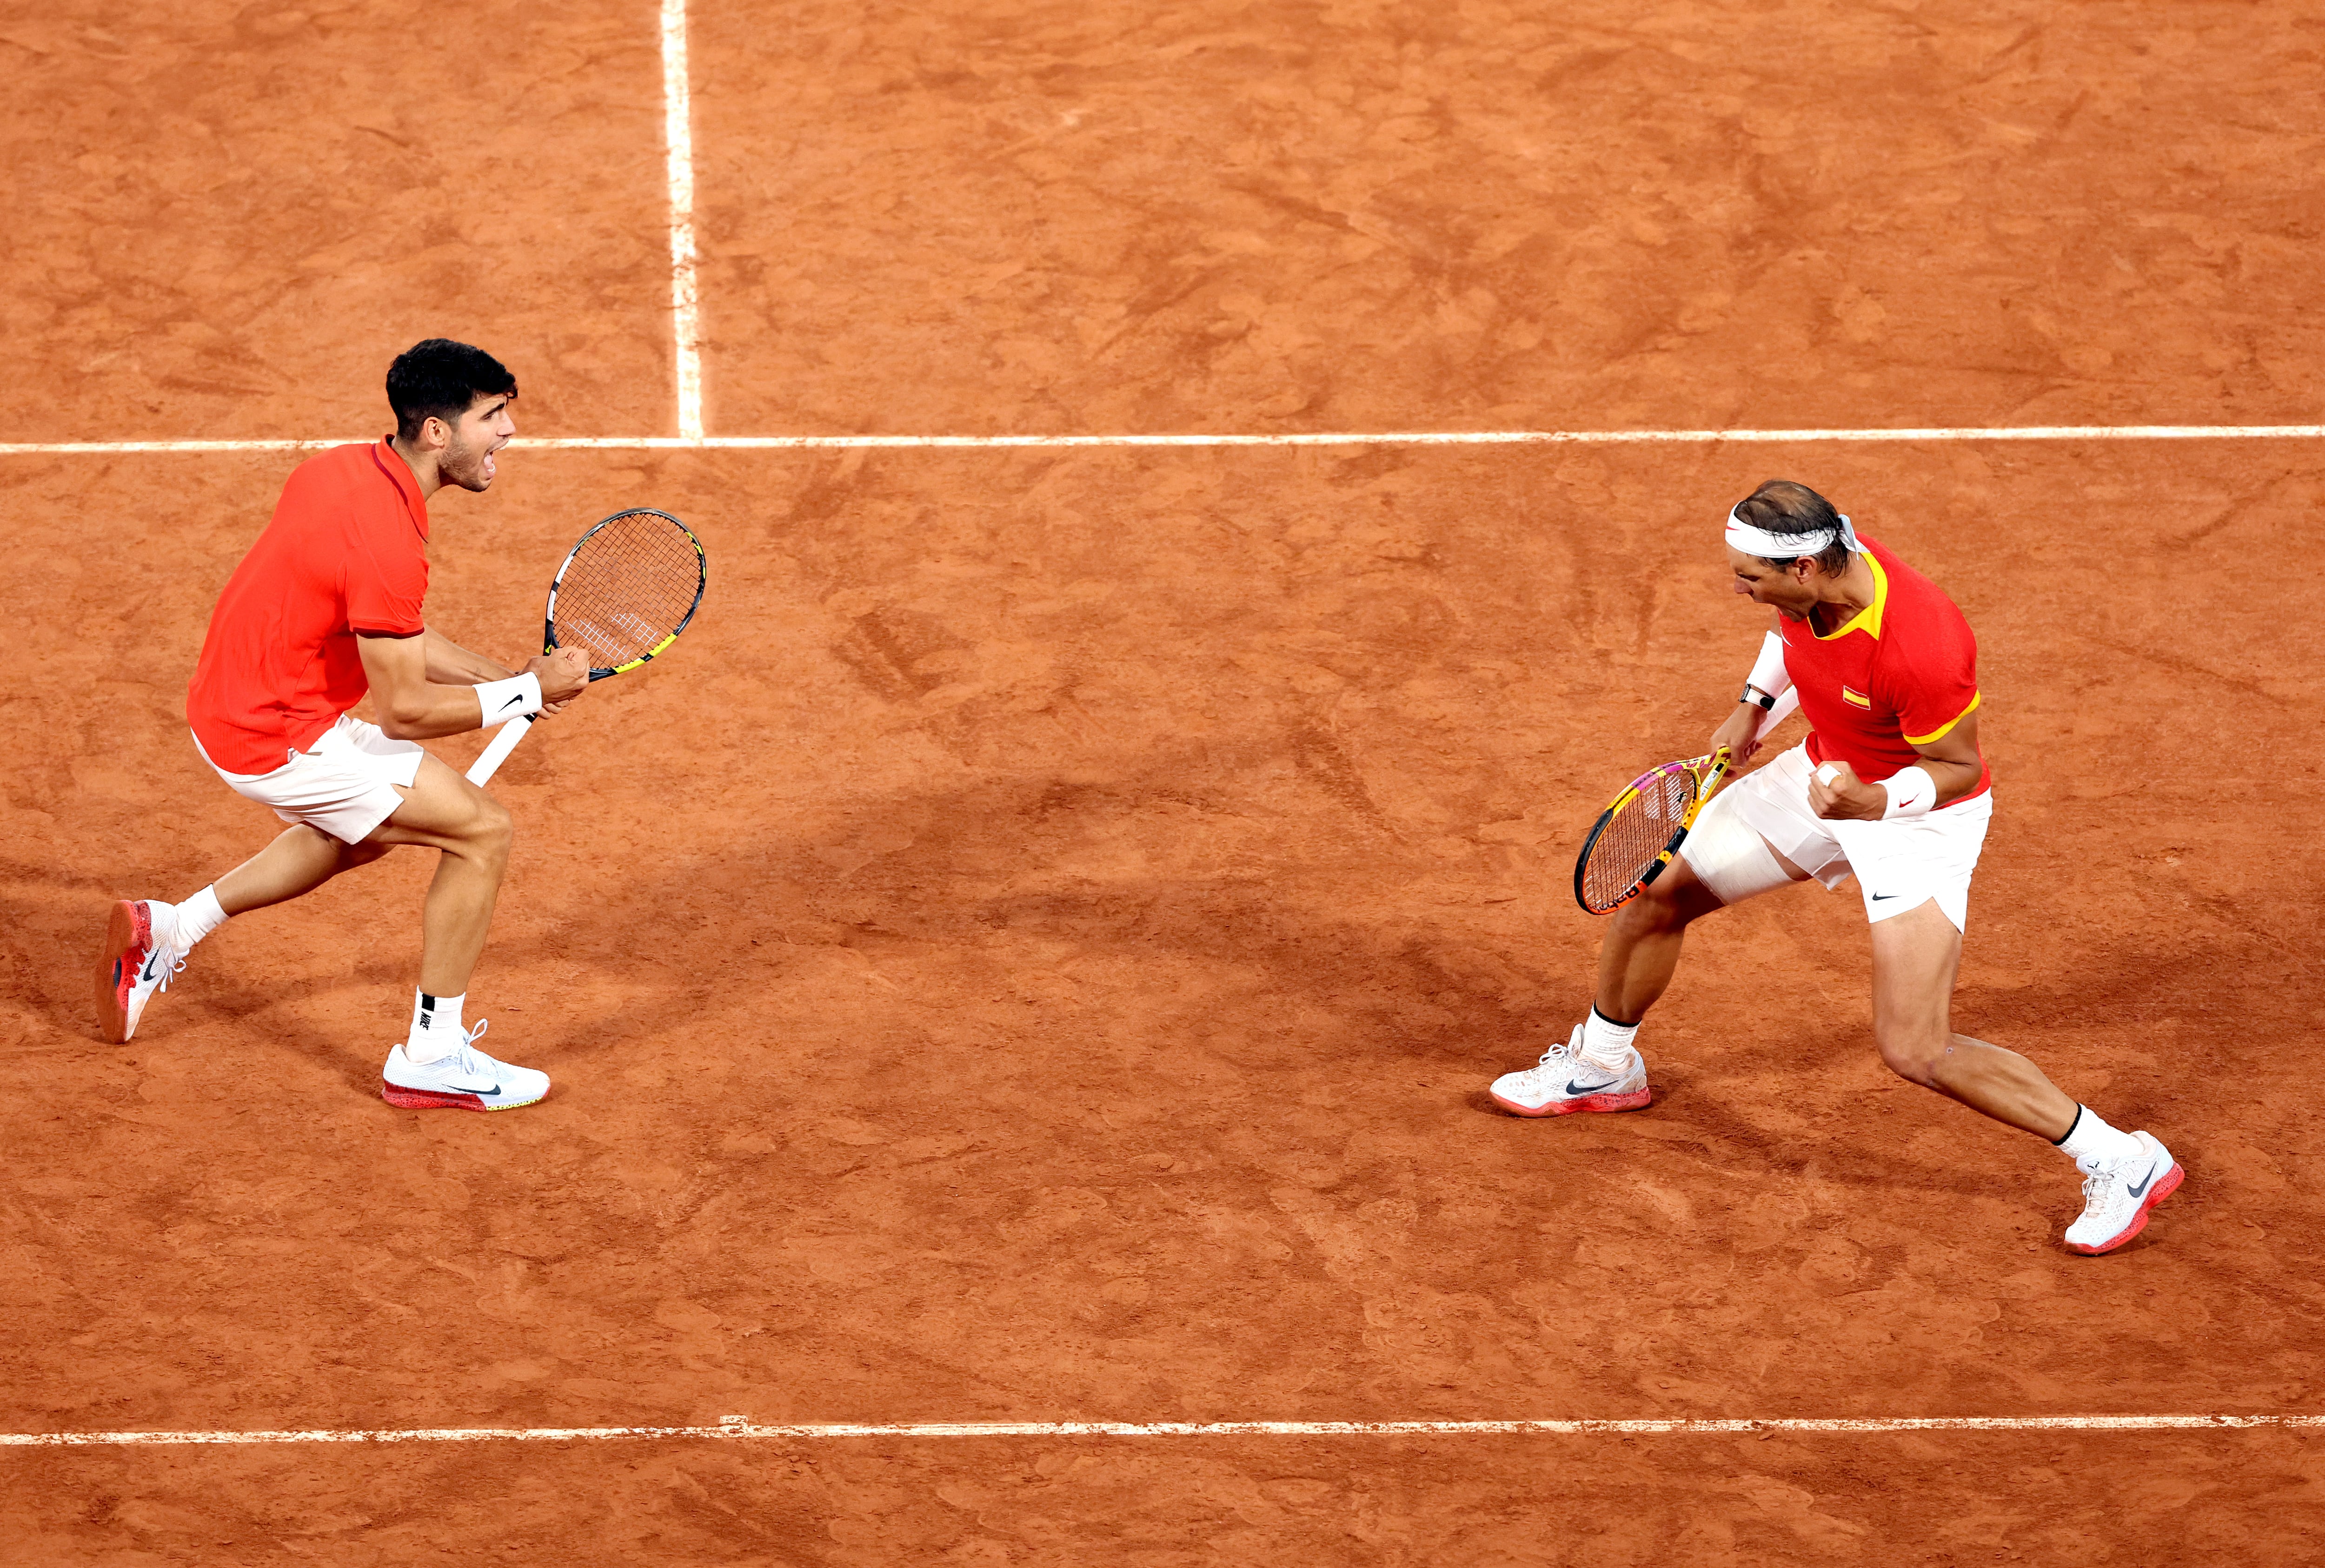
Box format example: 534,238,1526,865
1725,507,1859,560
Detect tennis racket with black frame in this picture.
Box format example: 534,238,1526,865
1572,745,1731,915
466,508,707,786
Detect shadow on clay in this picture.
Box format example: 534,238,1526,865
26,725,2254,1179
433,741,2229,1211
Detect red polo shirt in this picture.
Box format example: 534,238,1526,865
186,438,430,774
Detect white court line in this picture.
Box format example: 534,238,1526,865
0,425,2320,456
661,0,703,443
2,1414,2317,1447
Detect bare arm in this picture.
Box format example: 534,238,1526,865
424,629,514,685
1906,709,1985,806
1708,614,1797,764
1709,700,1771,765
1810,710,1985,820
360,634,590,739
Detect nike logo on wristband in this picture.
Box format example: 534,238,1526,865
494,693,528,715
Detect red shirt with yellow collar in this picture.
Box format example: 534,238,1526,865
1779,536,1990,804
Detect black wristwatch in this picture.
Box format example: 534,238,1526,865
1741,684,1776,710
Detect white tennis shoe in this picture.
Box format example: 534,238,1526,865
1490,1025,1653,1117
2063,1131,2182,1254
96,898,186,1044
380,1020,550,1112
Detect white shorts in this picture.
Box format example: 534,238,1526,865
194,715,426,845
1680,743,1992,930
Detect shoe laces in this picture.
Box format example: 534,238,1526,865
152,947,187,993
450,1018,492,1069
2077,1138,2146,1204
1533,1030,1625,1084
1534,1035,1583,1074
424,1019,494,1077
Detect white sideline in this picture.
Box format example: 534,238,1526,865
661,0,703,443
0,425,2320,456
2,1414,2317,1447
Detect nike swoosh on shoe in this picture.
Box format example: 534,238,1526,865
416,1070,503,1095
2126,1160,2160,1198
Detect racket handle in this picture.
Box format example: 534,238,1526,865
466,715,536,787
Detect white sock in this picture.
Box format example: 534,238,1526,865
1580,1005,1640,1069
172,886,228,951
2055,1105,2141,1171
404,990,467,1065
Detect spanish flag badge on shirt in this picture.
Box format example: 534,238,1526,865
1841,685,1872,709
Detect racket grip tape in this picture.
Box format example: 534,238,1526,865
466,715,536,786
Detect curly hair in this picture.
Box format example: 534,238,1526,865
386,339,517,442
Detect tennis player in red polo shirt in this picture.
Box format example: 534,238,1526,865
1489,480,2182,1255
96,339,587,1111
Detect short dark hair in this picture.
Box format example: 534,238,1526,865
1732,479,1852,576
386,339,517,442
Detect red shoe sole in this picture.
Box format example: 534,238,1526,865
1492,1087,1653,1118
379,1081,548,1112
2066,1162,2185,1255
381,1082,491,1111
94,899,151,1045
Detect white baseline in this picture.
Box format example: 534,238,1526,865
0,425,2320,457
1,1414,2317,1447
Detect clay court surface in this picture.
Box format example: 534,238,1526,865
4,0,2323,1562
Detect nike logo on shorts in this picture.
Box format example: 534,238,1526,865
1870,893,1898,901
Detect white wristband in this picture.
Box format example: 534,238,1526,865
1746,629,1792,701
1881,767,1937,819
475,671,544,726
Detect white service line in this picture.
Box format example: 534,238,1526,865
661,0,704,443
0,425,2320,457
3,1414,2318,1447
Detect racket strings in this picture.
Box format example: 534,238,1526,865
551,512,702,669
1577,767,1705,913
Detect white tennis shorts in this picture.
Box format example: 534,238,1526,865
1681,742,1992,930
194,714,425,845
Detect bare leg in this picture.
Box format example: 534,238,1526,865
363,753,513,998
1868,899,2077,1140
1594,843,1807,1024
214,826,391,916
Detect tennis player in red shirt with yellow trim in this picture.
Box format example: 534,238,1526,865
95,340,587,1110
1491,480,2183,1255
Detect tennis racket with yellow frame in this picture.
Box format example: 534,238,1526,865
1572,745,1732,915
466,508,707,786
